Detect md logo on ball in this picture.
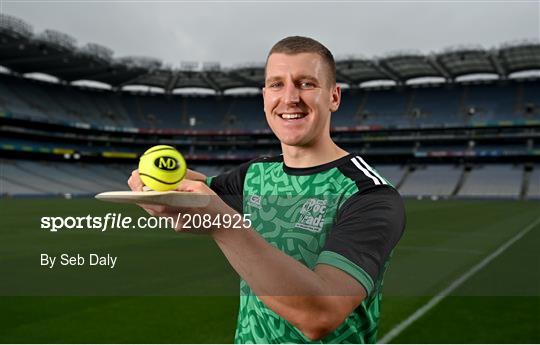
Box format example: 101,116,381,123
154,156,179,171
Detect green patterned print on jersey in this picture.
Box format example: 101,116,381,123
232,156,396,344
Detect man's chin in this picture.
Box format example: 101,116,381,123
279,137,311,148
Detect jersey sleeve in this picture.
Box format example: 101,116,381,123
316,186,406,296
205,159,255,213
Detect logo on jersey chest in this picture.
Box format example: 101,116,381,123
295,198,328,233
247,194,262,209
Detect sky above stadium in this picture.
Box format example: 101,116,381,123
2,1,539,68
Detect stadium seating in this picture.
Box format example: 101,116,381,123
1,160,83,195
122,94,183,129
462,83,517,122
0,159,228,196
0,159,134,195
372,165,406,187
1,73,538,130
408,85,462,125
458,165,523,198
0,77,50,121
526,165,540,199
332,89,365,127
360,88,410,126
0,162,46,195
224,96,266,130
0,74,135,126
521,81,540,117
399,165,462,197
184,96,229,130
3,159,533,200
0,74,537,200
21,161,123,193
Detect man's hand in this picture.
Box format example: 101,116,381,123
127,169,235,232
128,168,207,192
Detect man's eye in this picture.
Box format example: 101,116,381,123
300,82,315,88
269,82,282,88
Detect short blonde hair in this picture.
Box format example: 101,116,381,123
266,36,336,85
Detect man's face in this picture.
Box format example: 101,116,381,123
263,53,340,148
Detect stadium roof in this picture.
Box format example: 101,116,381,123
1,14,539,92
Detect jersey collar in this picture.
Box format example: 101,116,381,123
282,153,355,176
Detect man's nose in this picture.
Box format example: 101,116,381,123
283,82,300,105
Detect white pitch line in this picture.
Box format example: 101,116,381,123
378,215,540,344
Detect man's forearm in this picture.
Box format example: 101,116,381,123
211,222,364,339
213,225,327,296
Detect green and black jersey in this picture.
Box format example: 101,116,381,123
207,153,406,344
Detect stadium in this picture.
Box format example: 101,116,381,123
0,12,539,344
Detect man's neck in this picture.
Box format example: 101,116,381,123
281,139,349,168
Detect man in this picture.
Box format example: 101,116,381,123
128,36,405,343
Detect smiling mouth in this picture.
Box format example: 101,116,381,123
278,113,308,120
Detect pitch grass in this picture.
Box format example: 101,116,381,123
0,198,538,343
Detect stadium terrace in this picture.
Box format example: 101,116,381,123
0,14,539,93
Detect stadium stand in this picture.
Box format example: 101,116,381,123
521,80,540,117
0,160,123,196
4,159,533,200
332,89,365,127
462,83,517,122
224,96,266,130
2,72,540,130
407,85,462,125
526,165,540,199
1,159,84,195
458,165,523,198
0,14,538,199
0,77,49,121
184,96,229,130
372,165,406,187
0,160,227,196
85,164,136,187
0,74,135,126
398,165,462,197
121,93,183,129
360,88,410,126
20,161,119,193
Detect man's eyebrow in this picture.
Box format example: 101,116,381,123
265,76,282,84
265,75,319,84
296,74,318,82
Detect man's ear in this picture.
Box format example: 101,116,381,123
330,85,341,112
